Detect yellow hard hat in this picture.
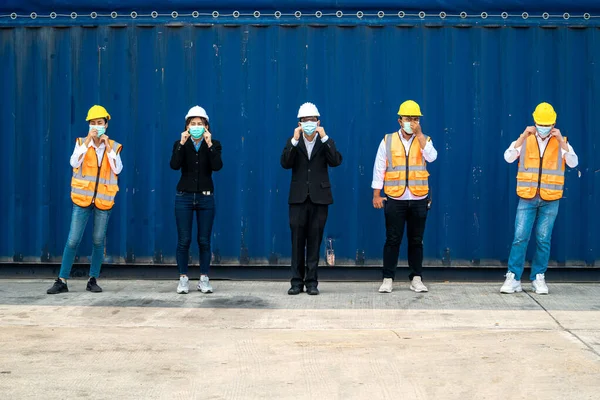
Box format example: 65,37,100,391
86,105,111,121
532,102,556,125
397,100,423,117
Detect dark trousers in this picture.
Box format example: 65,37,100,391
289,199,329,289
383,198,428,280
175,191,215,276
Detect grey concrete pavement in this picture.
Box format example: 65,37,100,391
0,280,599,399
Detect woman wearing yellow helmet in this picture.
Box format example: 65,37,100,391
47,105,123,294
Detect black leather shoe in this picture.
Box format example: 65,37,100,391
306,287,319,295
86,277,103,293
287,286,303,295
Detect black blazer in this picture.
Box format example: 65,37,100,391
170,139,223,192
280,136,343,205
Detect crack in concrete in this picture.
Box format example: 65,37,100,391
525,291,600,358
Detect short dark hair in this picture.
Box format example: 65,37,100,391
299,116,319,122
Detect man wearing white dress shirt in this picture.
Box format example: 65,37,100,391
501,102,578,295
372,100,438,293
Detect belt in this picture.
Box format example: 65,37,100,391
201,191,213,196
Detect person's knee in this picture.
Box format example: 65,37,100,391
198,236,210,250
535,229,553,245
65,236,81,249
513,224,531,244
91,234,105,248
385,235,402,247
177,235,192,249
408,235,423,246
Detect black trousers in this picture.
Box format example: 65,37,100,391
289,199,329,289
383,198,428,280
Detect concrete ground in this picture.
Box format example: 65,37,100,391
0,280,599,400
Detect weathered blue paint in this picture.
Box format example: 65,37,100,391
3,1,600,14
0,21,597,266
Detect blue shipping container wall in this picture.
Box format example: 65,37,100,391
0,18,598,266
3,0,600,14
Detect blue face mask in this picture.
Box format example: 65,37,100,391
403,122,413,134
536,125,552,138
301,121,318,136
189,126,205,139
91,125,106,137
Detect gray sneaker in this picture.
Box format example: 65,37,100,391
177,276,189,294
532,274,549,295
378,278,393,293
197,275,213,293
500,272,522,294
410,276,428,292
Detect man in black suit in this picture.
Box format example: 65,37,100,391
280,102,343,295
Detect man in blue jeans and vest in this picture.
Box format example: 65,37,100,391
501,103,578,295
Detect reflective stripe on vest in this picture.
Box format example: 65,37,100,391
70,138,121,210
516,181,564,191
384,180,429,186
516,135,565,201
383,133,430,197
71,187,116,202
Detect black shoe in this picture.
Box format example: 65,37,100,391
288,286,303,295
47,278,68,294
306,287,319,296
86,277,103,293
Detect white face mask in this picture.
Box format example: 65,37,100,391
90,125,106,137
301,121,318,135
403,122,413,134
536,125,552,138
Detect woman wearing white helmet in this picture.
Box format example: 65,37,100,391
170,106,223,294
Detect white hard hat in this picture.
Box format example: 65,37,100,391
297,102,320,119
185,105,209,121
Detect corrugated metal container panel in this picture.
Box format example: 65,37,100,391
0,20,598,266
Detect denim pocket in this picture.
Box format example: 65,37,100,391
176,191,185,197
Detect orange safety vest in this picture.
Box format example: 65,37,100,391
71,137,122,210
383,132,430,198
516,135,566,201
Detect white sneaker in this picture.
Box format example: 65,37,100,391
197,275,213,293
532,274,549,295
410,276,428,292
378,278,393,293
500,272,522,293
177,276,189,294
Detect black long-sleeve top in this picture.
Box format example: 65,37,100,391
170,139,223,192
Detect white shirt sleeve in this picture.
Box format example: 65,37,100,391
321,135,329,143
107,149,124,175
371,139,387,190
291,138,299,147
70,142,89,168
422,139,437,163
504,141,521,163
562,143,578,168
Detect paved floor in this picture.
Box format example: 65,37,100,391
1,280,599,399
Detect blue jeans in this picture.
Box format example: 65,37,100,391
507,196,560,281
59,204,111,279
175,192,215,276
